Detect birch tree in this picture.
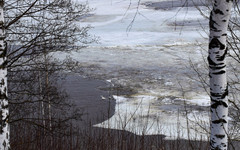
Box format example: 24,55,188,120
208,0,232,149
0,0,9,149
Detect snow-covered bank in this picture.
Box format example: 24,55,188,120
94,94,210,140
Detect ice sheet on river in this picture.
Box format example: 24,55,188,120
66,0,213,140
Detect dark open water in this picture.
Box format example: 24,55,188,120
63,74,115,127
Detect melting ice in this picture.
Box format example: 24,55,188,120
62,0,214,140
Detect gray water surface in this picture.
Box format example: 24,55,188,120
63,74,116,127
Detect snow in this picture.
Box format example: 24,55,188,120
186,95,210,106
113,95,128,103
94,94,210,140
106,79,112,83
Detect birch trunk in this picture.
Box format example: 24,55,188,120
0,0,9,149
208,0,232,149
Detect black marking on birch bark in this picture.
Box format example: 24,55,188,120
4,87,6,94
222,143,227,147
214,9,224,15
0,60,7,69
0,36,4,41
216,48,227,61
208,56,218,66
212,119,227,124
209,38,225,50
0,79,4,87
2,141,6,148
210,142,227,150
0,110,5,134
210,14,218,30
211,99,228,108
222,33,227,36
0,112,2,134
215,134,225,139
209,65,225,70
221,86,228,99
210,140,216,150
0,92,7,100
1,104,7,109
211,92,223,97
0,21,3,29
3,115,8,123
212,70,226,75
0,45,6,58
210,141,227,150
214,1,217,7
208,56,224,67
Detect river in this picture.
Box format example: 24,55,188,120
57,0,211,140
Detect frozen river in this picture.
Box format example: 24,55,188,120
59,0,212,140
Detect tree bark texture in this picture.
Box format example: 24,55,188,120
208,0,232,149
0,0,9,149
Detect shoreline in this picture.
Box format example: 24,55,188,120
63,74,116,127
62,73,240,150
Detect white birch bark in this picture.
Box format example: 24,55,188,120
0,0,9,149
208,0,232,149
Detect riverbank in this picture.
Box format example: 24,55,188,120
62,74,240,150
62,73,211,150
